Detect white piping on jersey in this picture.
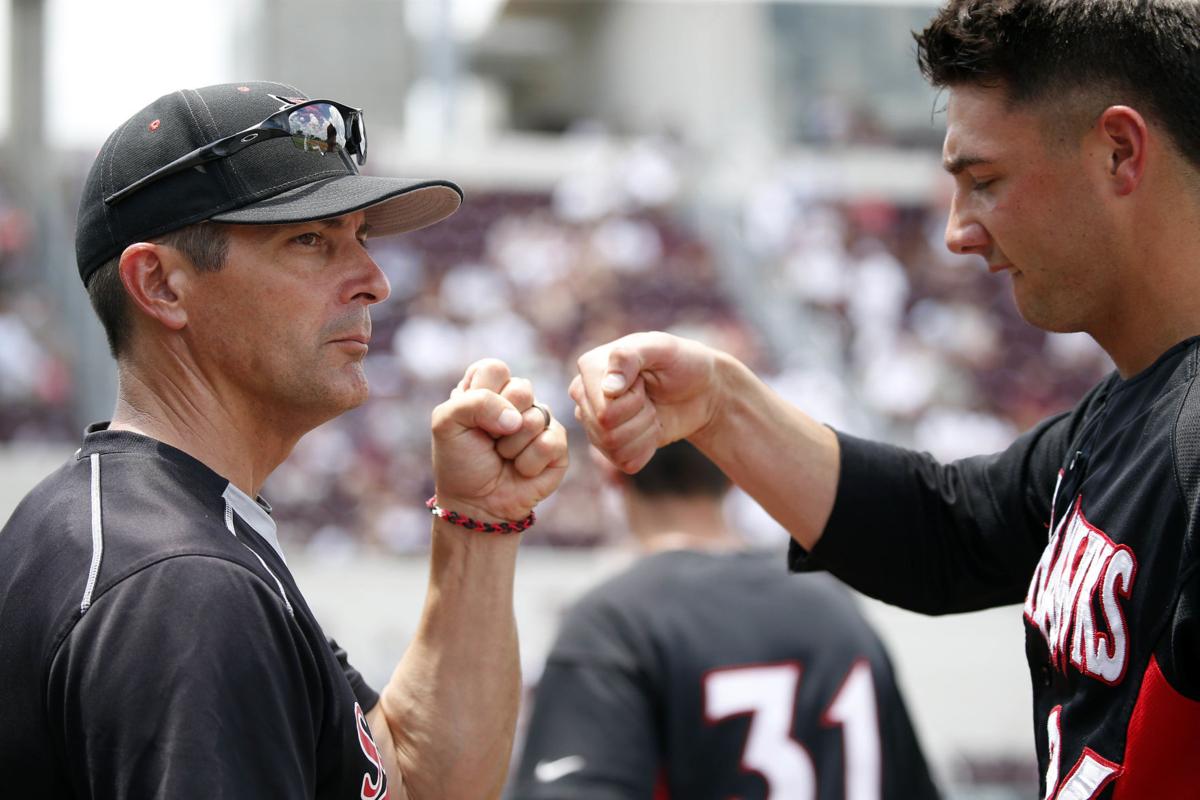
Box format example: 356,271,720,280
221,483,286,564
80,453,104,615
1048,468,1065,539
223,499,294,617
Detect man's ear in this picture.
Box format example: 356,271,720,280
117,243,190,332
1097,105,1148,197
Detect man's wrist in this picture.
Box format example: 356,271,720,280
427,495,535,533
690,349,749,452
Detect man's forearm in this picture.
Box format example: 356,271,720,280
375,522,521,799
689,351,841,552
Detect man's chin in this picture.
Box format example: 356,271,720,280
344,386,370,411
303,368,371,421
1012,287,1085,334
339,368,371,411
1011,278,1054,330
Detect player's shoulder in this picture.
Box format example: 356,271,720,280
83,551,296,627
0,437,280,655
41,554,321,749
32,443,253,583
565,548,860,638
545,551,727,668
571,549,752,609
48,552,306,690
561,551,668,624
551,549,896,688
3,429,234,546
553,551,715,648
1,449,90,540
640,547,852,593
576,548,842,601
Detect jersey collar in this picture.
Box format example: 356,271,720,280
76,422,283,563
222,482,286,563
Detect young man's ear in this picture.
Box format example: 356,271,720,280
118,243,191,333
1097,105,1148,196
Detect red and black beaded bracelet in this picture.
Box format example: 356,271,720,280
426,495,535,534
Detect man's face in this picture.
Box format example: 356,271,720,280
942,84,1119,334
182,210,390,429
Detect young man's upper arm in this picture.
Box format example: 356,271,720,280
790,400,1089,614
47,555,320,799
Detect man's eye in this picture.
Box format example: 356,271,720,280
971,178,995,192
295,232,322,246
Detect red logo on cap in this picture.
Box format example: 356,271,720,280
237,86,251,93
148,119,161,132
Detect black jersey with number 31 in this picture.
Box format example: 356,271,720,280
511,549,940,800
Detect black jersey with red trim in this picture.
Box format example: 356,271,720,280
0,425,392,798
789,337,1200,799
510,549,940,800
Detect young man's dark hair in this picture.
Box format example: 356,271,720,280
87,223,230,357
627,440,731,498
916,0,1200,168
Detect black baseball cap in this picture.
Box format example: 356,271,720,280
75,81,463,286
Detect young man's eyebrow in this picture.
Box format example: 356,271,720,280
943,155,991,175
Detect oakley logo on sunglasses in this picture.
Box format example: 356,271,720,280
104,98,368,206
270,94,309,109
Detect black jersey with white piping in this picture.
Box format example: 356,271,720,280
0,425,390,798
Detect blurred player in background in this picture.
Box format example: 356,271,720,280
510,441,940,799
0,82,567,798
572,1,1200,797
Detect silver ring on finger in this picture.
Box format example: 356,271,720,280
532,402,552,429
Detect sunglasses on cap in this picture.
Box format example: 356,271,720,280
104,98,367,206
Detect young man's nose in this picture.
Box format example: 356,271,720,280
945,215,990,257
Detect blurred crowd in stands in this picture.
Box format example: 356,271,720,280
0,193,73,444
0,141,1111,552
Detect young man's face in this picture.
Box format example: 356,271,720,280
182,210,390,429
942,84,1121,335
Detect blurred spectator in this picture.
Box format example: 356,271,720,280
0,192,72,444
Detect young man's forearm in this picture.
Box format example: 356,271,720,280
690,351,841,552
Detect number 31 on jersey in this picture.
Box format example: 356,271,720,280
704,660,881,800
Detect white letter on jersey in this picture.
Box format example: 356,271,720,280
1043,705,1123,800
1091,548,1134,683
1056,749,1122,800
1042,706,1062,800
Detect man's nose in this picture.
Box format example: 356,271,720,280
347,250,391,306
945,213,990,257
